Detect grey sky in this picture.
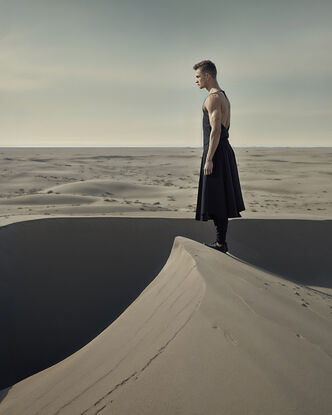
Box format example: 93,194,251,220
1,0,331,147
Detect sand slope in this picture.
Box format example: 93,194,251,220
1,229,331,414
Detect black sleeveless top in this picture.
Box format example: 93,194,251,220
202,90,230,151
195,89,246,220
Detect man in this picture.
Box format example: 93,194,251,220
193,59,245,253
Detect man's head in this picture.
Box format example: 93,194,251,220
193,60,217,90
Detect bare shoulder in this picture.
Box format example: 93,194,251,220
204,93,222,112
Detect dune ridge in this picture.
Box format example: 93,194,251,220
0,237,206,415
1,226,331,414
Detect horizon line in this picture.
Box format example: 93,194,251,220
1,146,331,149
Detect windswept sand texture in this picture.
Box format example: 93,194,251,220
0,147,331,222
0,218,331,414
0,147,331,414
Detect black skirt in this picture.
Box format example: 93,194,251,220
195,114,245,221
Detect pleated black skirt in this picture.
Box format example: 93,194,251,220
195,123,246,221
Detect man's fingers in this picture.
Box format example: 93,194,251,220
204,162,213,175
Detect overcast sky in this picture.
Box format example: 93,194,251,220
1,0,331,147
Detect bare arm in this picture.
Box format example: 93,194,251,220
205,95,222,162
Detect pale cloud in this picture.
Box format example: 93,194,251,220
236,107,332,116
0,33,190,92
226,31,332,80
0,0,331,146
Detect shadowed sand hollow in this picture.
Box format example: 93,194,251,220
0,217,331,414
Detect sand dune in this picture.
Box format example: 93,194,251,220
0,194,97,205
0,147,331,218
0,217,331,414
42,179,163,198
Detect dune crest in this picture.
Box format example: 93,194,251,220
1,233,331,414
0,237,206,415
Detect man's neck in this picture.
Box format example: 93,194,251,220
207,85,221,93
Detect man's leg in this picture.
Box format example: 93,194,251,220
212,215,228,246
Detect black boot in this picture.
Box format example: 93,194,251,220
203,240,228,253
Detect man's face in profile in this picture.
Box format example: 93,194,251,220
195,69,208,89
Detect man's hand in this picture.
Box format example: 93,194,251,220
204,160,213,175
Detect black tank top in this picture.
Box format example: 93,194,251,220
202,90,230,149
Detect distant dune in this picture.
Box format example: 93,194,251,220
0,147,331,218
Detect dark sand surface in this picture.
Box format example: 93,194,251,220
0,147,331,414
0,217,331,414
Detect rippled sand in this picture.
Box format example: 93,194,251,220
0,147,331,225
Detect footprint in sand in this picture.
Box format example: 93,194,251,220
212,325,238,346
